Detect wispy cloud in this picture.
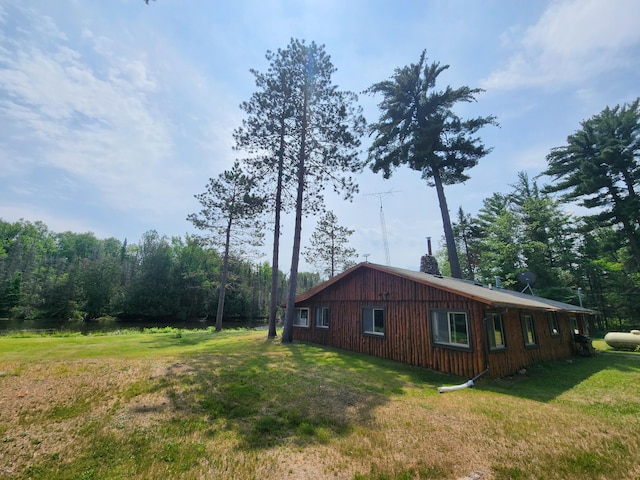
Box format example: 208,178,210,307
482,0,640,90
0,4,175,215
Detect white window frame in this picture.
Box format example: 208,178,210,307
294,308,309,328
548,312,560,337
431,309,471,349
569,316,579,335
521,313,537,347
315,307,330,329
362,307,385,336
487,313,506,351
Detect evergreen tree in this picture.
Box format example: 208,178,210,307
510,172,576,298
187,161,265,331
366,50,497,278
544,99,640,267
578,227,640,328
235,45,298,338
303,211,357,278
474,193,523,288
452,207,482,280
261,40,365,343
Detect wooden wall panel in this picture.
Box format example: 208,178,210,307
292,268,580,379
485,309,576,378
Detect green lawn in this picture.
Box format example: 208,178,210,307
1,328,639,479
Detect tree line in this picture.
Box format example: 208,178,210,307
446,170,639,330
443,100,640,329
0,220,307,323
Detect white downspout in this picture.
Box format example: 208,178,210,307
436,310,504,393
438,367,489,393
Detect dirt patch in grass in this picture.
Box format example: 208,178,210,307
0,358,172,476
1,336,639,480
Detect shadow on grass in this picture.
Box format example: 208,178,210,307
146,337,454,451
139,329,216,348
477,351,640,403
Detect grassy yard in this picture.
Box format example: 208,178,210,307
1,328,639,480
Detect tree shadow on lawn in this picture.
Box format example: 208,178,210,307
476,352,640,403
147,338,455,451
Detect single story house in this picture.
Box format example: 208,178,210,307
291,262,597,379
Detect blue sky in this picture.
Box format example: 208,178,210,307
1,0,639,273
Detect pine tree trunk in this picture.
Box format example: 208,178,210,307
268,203,281,339
282,163,304,342
432,168,462,278
215,218,233,332
267,122,287,339
282,90,308,344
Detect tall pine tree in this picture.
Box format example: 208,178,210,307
366,50,497,278
236,40,365,341
187,161,265,331
544,99,640,267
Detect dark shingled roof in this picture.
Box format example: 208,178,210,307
295,262,598,315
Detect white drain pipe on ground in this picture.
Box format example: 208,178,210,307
438,368,489,393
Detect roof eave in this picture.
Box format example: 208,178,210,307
293,262,600,315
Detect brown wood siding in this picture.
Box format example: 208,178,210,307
485,310,576,378
292,268,578,379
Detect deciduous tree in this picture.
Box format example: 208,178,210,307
124,230,179,318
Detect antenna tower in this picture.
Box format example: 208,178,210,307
364,190,398,266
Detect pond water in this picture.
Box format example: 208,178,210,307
0,317,268,334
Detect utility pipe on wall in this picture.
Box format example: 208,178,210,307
436,310,505,393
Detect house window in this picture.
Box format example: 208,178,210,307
486,313,506,350
294,308,309,328
548,312,560,337
431,310,470,349
315,307,330,328
569,316,579,335
521,314,537,347
363,307,385,336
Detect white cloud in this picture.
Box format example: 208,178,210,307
482,0,640,90
18,6,67,43
0,4,177,215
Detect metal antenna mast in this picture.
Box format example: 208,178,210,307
364,190,398,266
